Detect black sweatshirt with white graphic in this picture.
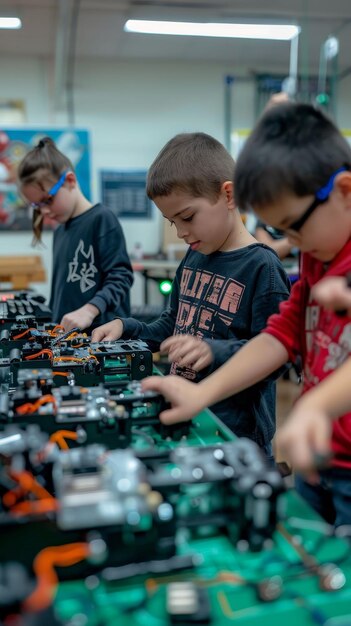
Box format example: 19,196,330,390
49,204,133,327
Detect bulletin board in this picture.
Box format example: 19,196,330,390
0,128,91,231
100,170,152,219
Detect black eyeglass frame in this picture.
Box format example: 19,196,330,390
285,166,349,234
286,196,328,233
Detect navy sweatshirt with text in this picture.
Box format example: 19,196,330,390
121,244,290,446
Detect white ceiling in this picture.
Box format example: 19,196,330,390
0,0,351,76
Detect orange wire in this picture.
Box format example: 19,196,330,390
9,470,54,500
50,430,79,441
10,498,58,516
12,328,36,340
3,485,26,508
51,437,68,450
3,470,56,509
53,354,98,364
52,371,70,377
16,394,57,415
25,348,53,360
24,543,90,612
50,430,78,450
46,325,65,335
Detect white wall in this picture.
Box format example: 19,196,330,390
0,55,350,305
0,56,256,304
336,74,351,129
72,59,256,260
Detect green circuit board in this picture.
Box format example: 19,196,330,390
53,492,351,626
130,406,237,449
2,357,350,626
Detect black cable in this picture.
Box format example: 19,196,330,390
51,327,81,346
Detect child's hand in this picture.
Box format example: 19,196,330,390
60,304,99,332
277,398,332,480
141,375,204,424
91,319,123,342
160,335,213,371
312,276,351,315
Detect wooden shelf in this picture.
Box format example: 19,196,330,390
0,255,46,289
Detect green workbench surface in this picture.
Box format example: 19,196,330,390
108,364,237,450
130,406,236,450
54,492,351,626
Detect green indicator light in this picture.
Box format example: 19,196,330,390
316,93,330,106
159,279,172,295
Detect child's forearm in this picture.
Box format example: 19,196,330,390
198,332,288,407
85,303,100,317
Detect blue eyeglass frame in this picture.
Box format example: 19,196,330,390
287,166,348,233
31,170,68,210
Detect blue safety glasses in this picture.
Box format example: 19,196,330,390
30,170,68,211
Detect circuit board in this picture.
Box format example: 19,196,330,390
53,492,351,626
0,376,236,451
1,309,350,626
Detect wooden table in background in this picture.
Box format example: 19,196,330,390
0,255,46,289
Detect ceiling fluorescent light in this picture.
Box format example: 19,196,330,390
124,20,300,41
0,17,22,29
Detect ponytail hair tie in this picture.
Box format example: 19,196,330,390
37,137,52,149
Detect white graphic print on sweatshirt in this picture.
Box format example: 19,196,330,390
66,240,98,293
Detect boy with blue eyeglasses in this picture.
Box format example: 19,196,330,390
144,103,351,526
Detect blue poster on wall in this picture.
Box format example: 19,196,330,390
0,128,91,231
